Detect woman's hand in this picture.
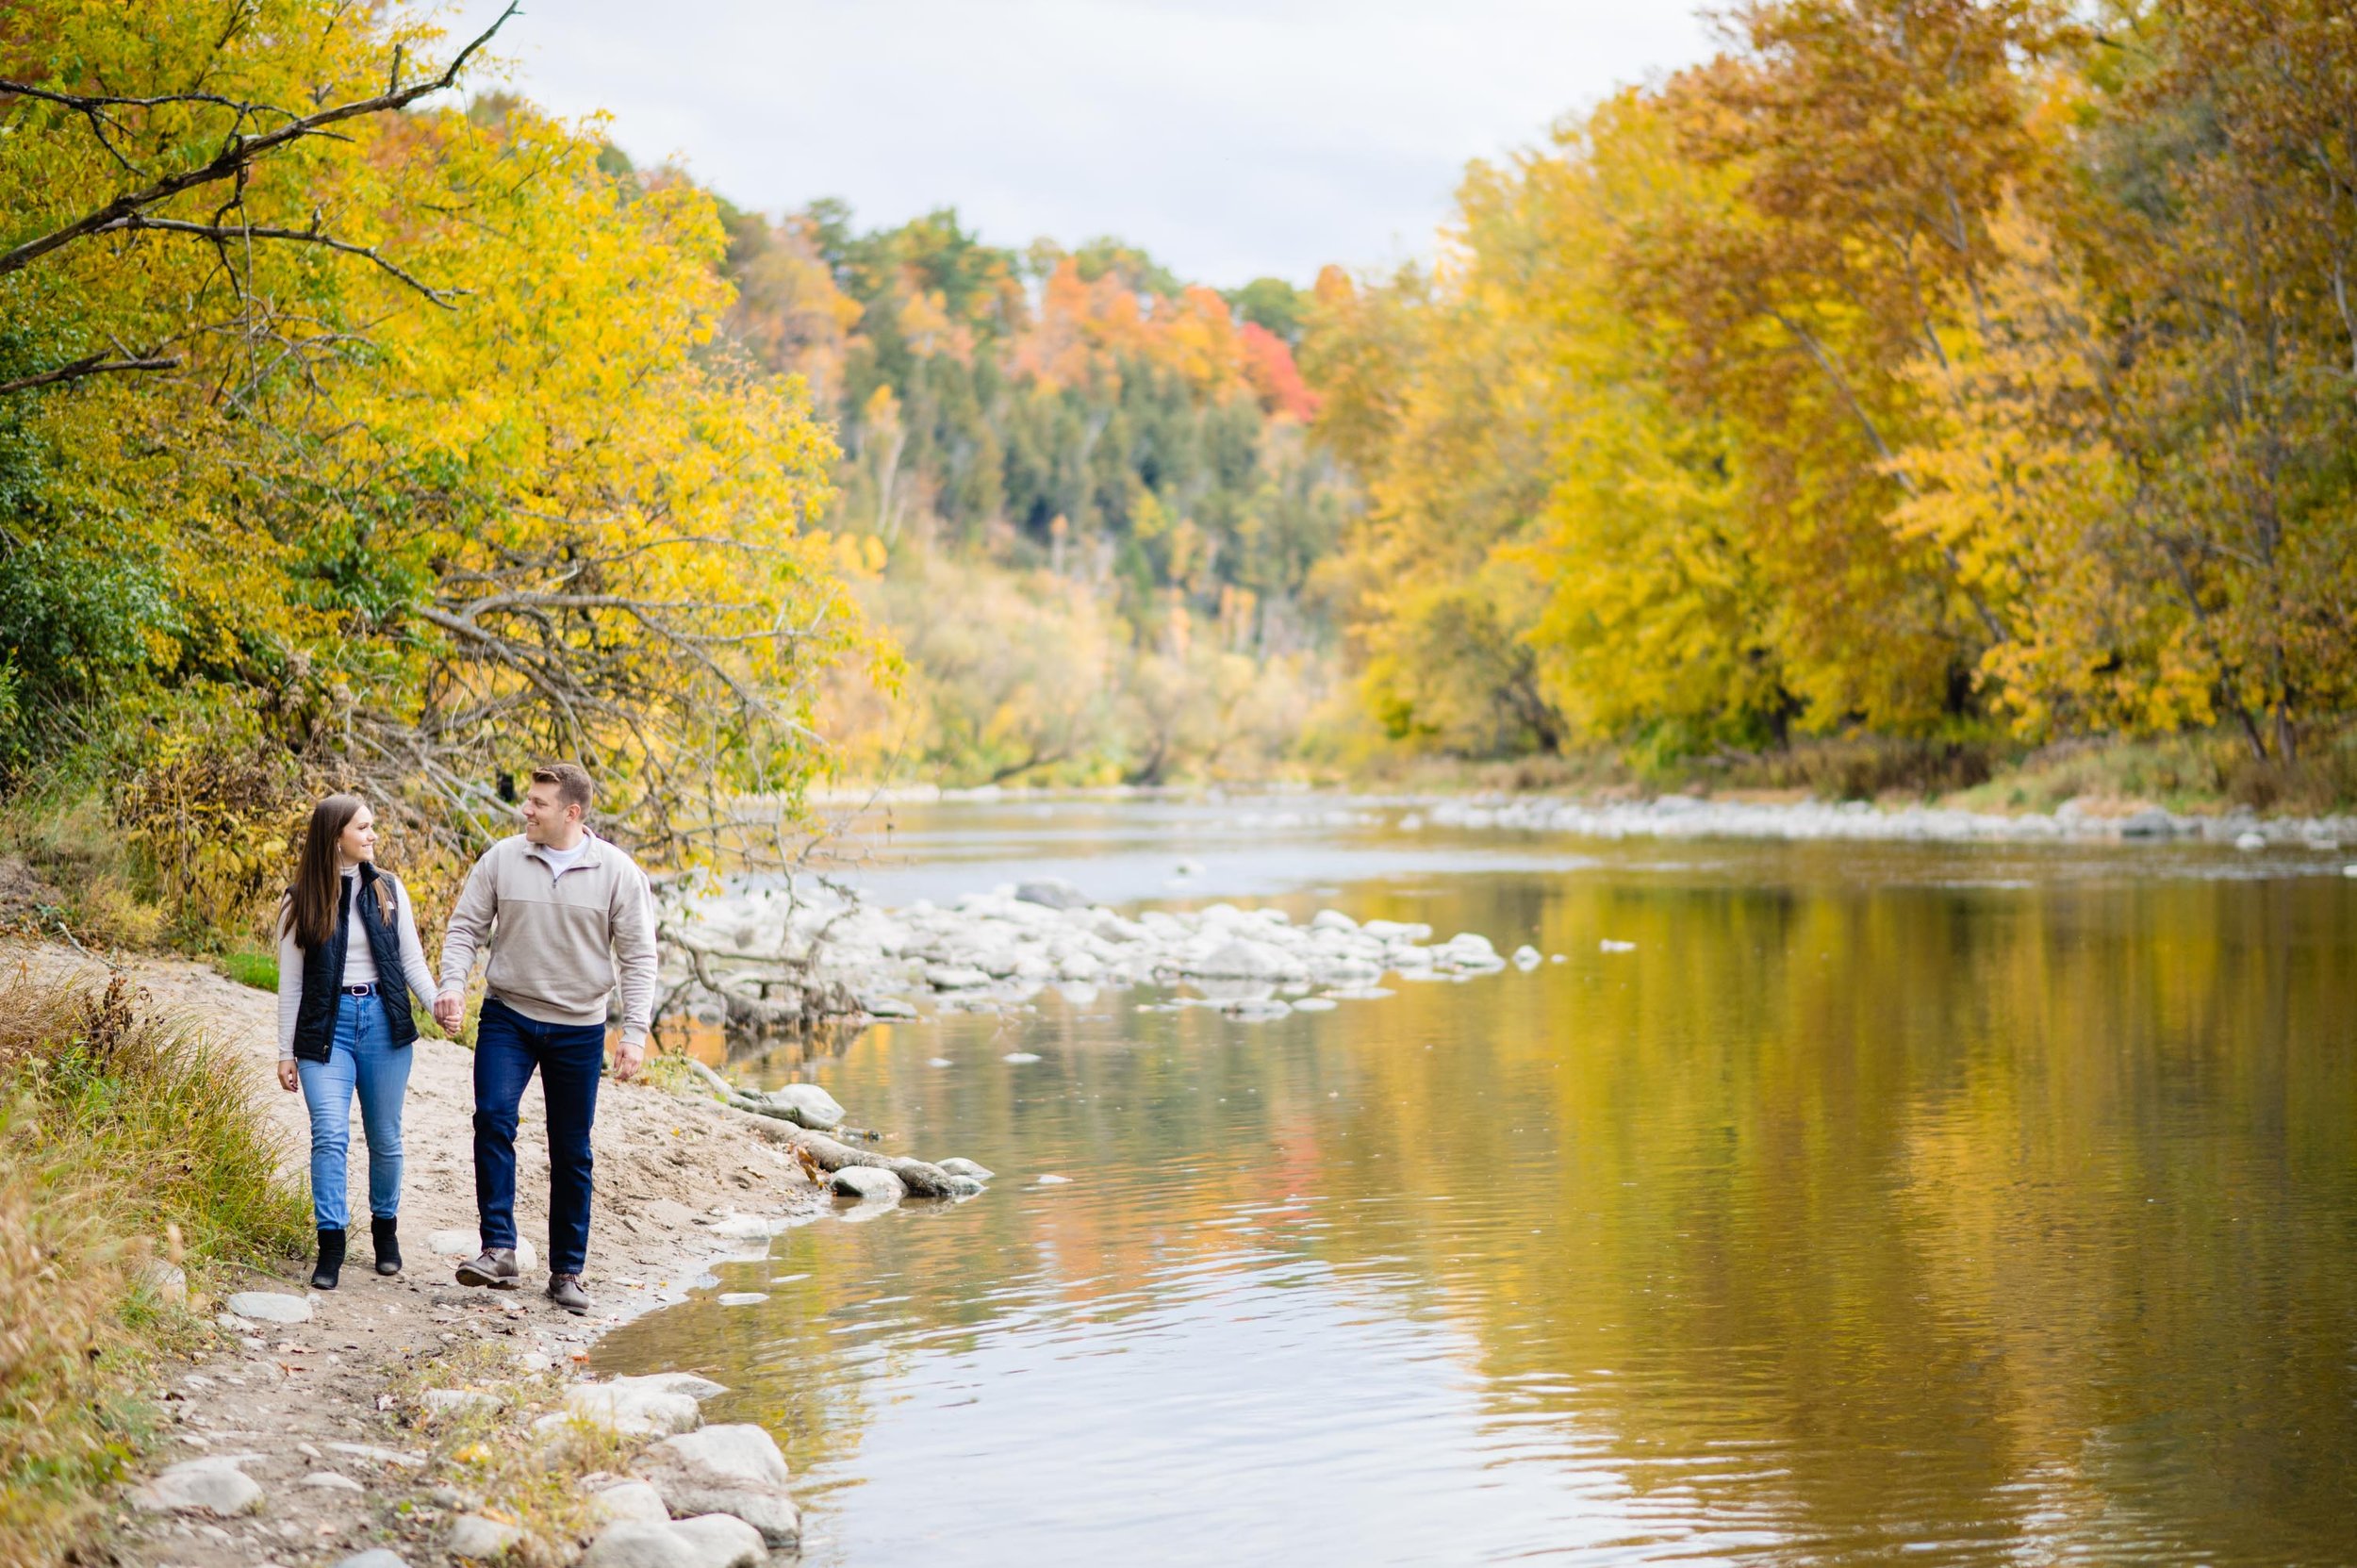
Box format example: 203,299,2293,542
276,1061,299,1093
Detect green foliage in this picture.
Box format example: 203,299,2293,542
216,949,278,991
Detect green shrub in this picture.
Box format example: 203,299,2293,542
216,949,279,991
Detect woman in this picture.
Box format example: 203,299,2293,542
275,794,437,1290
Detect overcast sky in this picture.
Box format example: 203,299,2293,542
430,0,1717,287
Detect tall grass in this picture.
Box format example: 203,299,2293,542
0,968,308,1561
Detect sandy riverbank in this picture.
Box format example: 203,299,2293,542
10,940,835,1568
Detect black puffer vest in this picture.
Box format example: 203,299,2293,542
291,864,420,1063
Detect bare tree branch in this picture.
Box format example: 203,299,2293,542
91,213,468,305
0,2,518,279
0,350,178,397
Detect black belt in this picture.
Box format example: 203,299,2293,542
341,982,378,997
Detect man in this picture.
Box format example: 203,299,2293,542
435,762,656,1314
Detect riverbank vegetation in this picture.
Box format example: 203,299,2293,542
0,969,308,1560
7,0,2357,973
1,0,874,949
1307,0,2357,803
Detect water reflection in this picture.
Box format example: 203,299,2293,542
598,837,2357,1565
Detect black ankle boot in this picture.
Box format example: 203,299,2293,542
311,1227,346,1291
371,1215,402,1277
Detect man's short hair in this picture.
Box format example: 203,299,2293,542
530,762,595,814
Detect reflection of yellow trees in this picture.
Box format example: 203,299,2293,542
602,860,2356,1556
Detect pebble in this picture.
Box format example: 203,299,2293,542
302,1472,366,1493
223,1291,310,1324
326,1442,426,1468
130,1454,266,1516
936,1157,995,1180
1599,939,1637,953
1001,1051,1042,1064
332,1551,410,1568
1035,1174,1072,1186
716,1293,766,1307
419,1388,503,1418
446,1513,523,1560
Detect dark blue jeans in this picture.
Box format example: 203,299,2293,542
472,996,605,1277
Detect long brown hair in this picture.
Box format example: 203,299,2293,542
282,794,386,949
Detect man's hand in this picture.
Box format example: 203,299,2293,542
433,992,464,1035
276,1061,299,1093
612,1038,646,1082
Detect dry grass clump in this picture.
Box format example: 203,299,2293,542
0,968,308,1561
387,1339,645,1565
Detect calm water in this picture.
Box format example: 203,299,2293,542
597,801,2357,1565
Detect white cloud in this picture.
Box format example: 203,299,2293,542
428,0,1714,285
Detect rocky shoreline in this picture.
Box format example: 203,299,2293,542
8,941,928,1568
660,881,1535,1032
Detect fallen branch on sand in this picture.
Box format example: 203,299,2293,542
677,1059,964,1198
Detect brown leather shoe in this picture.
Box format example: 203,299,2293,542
454,1248,519,1289
547,1274,590,1314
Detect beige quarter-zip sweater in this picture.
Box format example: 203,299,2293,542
436,832,657,1047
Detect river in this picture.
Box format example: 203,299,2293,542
593,796,2357,1565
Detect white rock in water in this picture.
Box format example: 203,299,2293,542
563,1382,703,1436
860,995,919,1018
2235,831,2267,850
1511,945,1541,969
716,1292,766,1306
1600,939,1637,953
2346,864,2357,878
925,965,992,989
936,1157,995,1180
1036,1173,1072,1185
1001,1051,1042,1064
1015,877,1090,910
590,1479,671,1525
447,1513,524,1560
830,1165,906,1202
131,1454,266,1516
709,1213,779,1240
645,1425,790,1489
223,1290,310,1323
1292,997,1339,1012
928,1057,954,1066
1222,998,1292,1021
611,1372,730,1402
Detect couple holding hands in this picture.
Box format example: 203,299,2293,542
272,762,657,1315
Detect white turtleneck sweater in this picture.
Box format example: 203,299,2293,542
275,867,437,1062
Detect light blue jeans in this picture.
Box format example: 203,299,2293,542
297,992,414,1230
